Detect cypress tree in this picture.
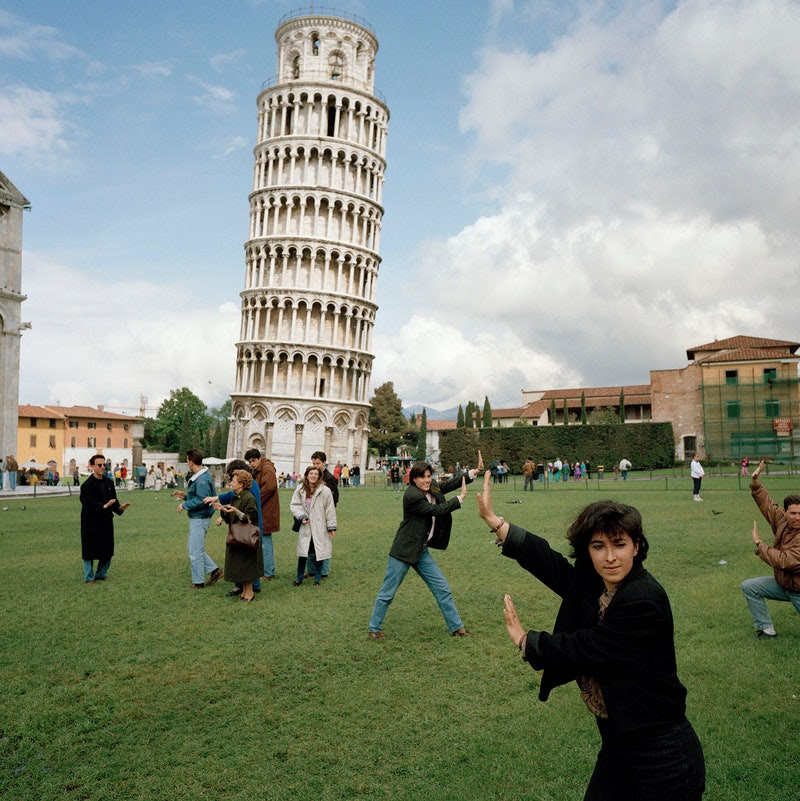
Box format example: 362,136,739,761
563,398,569,426
482,396,492,428
457,405,465,428
581,391,587,425
619,389,626,422
550,398,557,425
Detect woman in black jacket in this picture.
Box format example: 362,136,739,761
368,457,482,639
477,471,704,800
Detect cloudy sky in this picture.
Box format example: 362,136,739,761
2,0,799,417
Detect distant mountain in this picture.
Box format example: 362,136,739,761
402,404,459,421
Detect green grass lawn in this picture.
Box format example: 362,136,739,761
1,479,798,800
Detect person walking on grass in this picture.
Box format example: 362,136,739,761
368,453,483,640
80,454,130,583
476,472,705,800
741,459,800,639
172,448,222,589
690,453,705,501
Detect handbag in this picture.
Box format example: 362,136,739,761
226,521,260,550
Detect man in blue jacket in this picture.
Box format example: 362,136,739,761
173,448,222,589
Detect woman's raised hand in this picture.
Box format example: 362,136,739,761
476,470,494,523
503,594,526,647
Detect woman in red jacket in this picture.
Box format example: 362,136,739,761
477,471,705,800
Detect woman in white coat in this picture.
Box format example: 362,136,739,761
290,465,337,585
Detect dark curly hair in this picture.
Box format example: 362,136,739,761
566,500,649,565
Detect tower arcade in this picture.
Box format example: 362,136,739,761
228,11,388,473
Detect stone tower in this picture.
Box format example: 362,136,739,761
0,171,29,468
228,10,388,474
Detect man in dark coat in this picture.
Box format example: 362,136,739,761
311,450,339,578
245,448,280,580
80,454,130,583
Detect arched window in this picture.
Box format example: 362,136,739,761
292,55,300,79
311,33,320,56
329,52,344,81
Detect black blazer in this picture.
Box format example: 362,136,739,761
389,472,471,564
502,523,687,735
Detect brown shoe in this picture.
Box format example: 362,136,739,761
368,631,385,640
189,583,205,589
206,568,223,586
452,627,472,637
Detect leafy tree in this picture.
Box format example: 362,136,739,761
209,400,231,458
619,389,626,422
549,398,557,425
368,382,409,456
464,400,474,429
588,406,621,425
482,396,492,428
151,387,211,453
178,406,193,460
415,409,427,462
457,405,465,428
581,391,587,425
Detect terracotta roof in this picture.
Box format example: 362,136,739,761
19,405,66,419
687,335,799,360
696,347,800,365
425,419,457,431
491,407,527,418
537,385,651,405
45,405,141,421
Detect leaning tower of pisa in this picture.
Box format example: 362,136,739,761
228,10,388,474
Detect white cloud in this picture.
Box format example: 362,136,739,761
188,76,236,111
396,0,800,399
0,9,84,61
372,314,582,408
0,84,72,157
218,136,248,158
19,253,239,411
133,60,176,79
210,49,246,72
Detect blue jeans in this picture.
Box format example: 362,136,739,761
9,470,17,490
84,558,111,582
187,517,217,584
586,718,705,800
369,550,464,634
261,533,275,577
741,575,800,631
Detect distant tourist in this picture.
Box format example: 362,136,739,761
80,454,130,583
690,454,705,501
619,457,632,480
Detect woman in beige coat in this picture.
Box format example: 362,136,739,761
290,465,337,585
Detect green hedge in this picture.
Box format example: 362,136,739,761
440,423,675,472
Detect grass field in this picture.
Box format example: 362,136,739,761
1,476,798,800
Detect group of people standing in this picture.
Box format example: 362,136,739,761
75,441,800,800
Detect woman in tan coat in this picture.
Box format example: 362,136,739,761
289,465,337,585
